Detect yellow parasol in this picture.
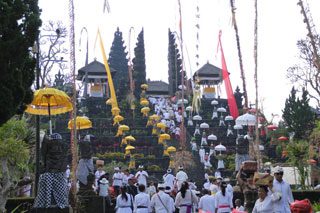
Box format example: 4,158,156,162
149,114,160,121
141,107,150,117
167,146,177,153
125,145,135,151
140,99,149,106
116,125,130,137
156,122,166,130
163,149,169,156
125,135,136,142
121,135,136,147
140,84,148,90
25,87,73,134
68,116,92,130
113,115,124,126
158,133,171,144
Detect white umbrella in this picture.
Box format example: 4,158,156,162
185,106,193,111
233,124,243,130
208,134,217,140
225,115,234,121
193,115,202,121
235,113,256,126
217,107,226,113
200,122,209,129
211,100,219,105
215,143,226,152
177,99,188,105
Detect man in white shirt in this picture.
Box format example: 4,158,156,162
191,140,198,157
175,166,188,190
135,165,148,187
225,178,234,200
163,169,175,191
272,166,294,213
134,184,151,213
112,167,123,195
199,146,205,163
122,169,131,186
151,183,175,213
198,189,215,213
203,180,211,190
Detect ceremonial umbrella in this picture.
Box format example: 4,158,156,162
113,115,124,126
267,124,277,131
125,145,135,151
141,107,150,117
193,115,202,121
185,106,193,111
215,143,226,154
225,115,234,121
167,146,177,153
125,135,136,142
177,99,188,105
193,114,202,126
211,100,219,105
68,116,92,139
156,122,166,130
208,134,217,141
217,107,226,113
278,136,288,141
68,116,92,130
141,84,148,90
235,113,256,126
149,114,160,121
200,122,209,129
25,87,73,134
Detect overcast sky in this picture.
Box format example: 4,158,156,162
38,0,320,122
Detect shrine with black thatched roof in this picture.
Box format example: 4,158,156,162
77,59,117,98
193,62,223,99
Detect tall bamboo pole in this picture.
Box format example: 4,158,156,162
230,0,248,109
254,0,261,169
177,0,187,150
69,0,78,210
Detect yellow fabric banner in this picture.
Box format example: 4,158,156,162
96,29,118,108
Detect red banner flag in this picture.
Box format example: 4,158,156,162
218,31,239,118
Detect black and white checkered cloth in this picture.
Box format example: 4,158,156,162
49,133,62,140
33,172,69,209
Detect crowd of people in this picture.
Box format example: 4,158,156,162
89,162,295,213
31,95,303,212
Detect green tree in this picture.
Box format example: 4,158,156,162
108,27,129,101
132,28,146,99
168,29,183,96
282,87,315,139
0,117,30,211
286,140,310,189
0,0,42,126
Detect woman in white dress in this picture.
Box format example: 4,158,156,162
252,185,280,213
175,182,198,213
115,186,133,213
215,181,233,213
